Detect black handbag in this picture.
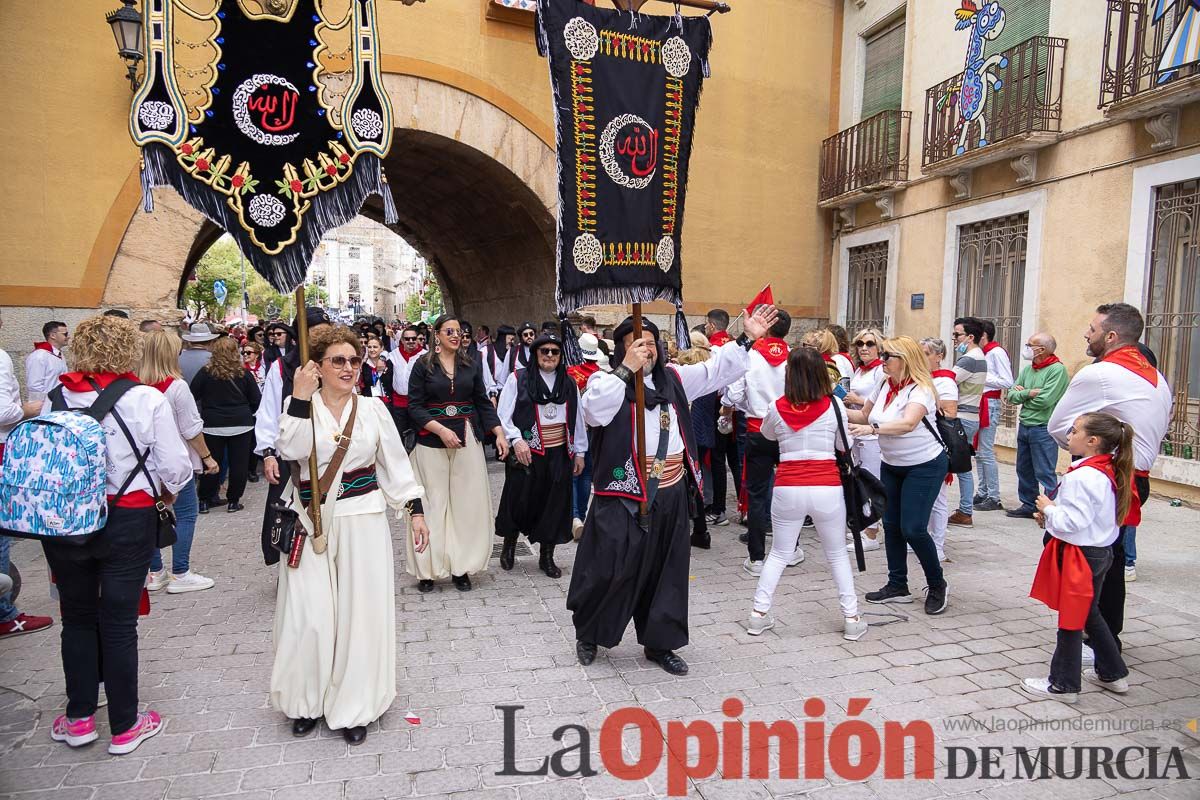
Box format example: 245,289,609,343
922,413,974,474
831,401,886,571
267,495,300,557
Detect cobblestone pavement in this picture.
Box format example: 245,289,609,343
1,461,1198,800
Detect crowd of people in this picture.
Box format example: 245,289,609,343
0,297,1175,753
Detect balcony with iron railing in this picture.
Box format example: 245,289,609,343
818,110,912,206
922,35,1067,176
1100,0,1200,118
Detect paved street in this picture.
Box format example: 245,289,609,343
1,460,1198,800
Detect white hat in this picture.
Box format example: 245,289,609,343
578,333,602,362
181,322,219,342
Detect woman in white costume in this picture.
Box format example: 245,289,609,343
270,326,429,745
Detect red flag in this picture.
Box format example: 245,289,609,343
745,284,774,316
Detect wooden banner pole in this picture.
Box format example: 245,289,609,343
287,284,321,567
632,302,649,518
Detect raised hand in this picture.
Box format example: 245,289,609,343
742,304,780,341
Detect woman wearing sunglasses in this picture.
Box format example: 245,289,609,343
272,326,428,745
406,315,510,592
845,337,950,616
242,342,265,388
844,328,886,552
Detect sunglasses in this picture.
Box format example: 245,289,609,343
321,356,363,369
853,340,878,348
538,348,562,356
880,351,904,361
241,350,256,356
269,332,286,338
951,332,966,339
401,336,418,343
440,329,461,337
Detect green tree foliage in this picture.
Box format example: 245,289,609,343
185,237,328,322
403,277,444,323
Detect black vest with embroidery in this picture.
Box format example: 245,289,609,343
591,368,701,502
511,369,579,455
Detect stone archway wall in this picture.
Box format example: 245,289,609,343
100,73,559,327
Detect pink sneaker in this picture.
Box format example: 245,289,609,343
108,711,163,755
50,714,98,747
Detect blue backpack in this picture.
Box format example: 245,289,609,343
0,379,141,544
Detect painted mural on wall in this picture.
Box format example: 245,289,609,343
1155,0,1200,81
937,0,1009,156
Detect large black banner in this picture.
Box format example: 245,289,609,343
130,0,396,293
537,0,712,344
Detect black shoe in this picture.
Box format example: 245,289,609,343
865,583,914,604
227,502,244,513
644,648,689,676
738,532,749,544
690,532,711,549
291,717,319,737
924,584,949,615
343,726,367,745
576,640,597,666
247,473,260,483
974,498,1004,512
210,496,227,506
452,574,472,592
499,536,517,571
417,580,434,593
198,500,210,515
539,545,562,579
1006,506,1037,518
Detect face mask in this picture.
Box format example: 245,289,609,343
956,342,969,355
1021,345,1036,361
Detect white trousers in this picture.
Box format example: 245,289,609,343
270,511,396,730
753,485,859,619
406,433,493,579
854,438,882,533
929,480,950,560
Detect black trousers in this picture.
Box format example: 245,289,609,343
567,481,691,652
709,412,745,515
744,433,779,562
200,431,253,504
1094,475,1150,651
495,445,573,546
260,460,292,566
42,507,155,735
1050,544,1128,692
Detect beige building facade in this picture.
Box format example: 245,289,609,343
821,0,1200,496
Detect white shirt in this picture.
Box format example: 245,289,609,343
831,353,854,386
1048,360,1173,473
722,347,787,420
497,370,588,454
480,345,511,397
759,397,851,461
1044,460,1120,548
584,341,752,457
984,345,1015,392
848,363,884,441
932,375,959,405
158,378,205,471
254,358,285,455
41,383,192,497
24,346,67,400
387,348,426,398
867,380,941,467
0,351,26,443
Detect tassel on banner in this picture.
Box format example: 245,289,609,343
140,156,154,213
674,302,690,353
560,315,583,366
381,168,399,225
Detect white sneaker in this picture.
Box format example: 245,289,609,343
843,616,869,641
1083,668,1129,694
571,518,584,541
165,571,215,594
145,569,170,592
786,547,805,567
1082,644,1095,666
1125,565,1137,582
847,536,880,553
938,550,949,562
1020,677,1078,704
745,611,775,636
742,558,764,577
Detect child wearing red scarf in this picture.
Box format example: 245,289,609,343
1023,412,1133,704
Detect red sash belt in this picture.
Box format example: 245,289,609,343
541,423,567,448
1030,538,1094,631
393,395,410,408
107,490,154,509
775,459,841,487
747,416,764,434
644,454,686,488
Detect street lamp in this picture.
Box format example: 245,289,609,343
105,0,143,91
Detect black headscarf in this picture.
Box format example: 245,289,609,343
515,322,537,371
460,320,479,361
525,333,569,405
492,324,516,362
611,316,671,409
263,321,295,367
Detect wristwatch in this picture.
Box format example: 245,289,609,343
871,423,880,432
736,334,754,351
261,447,278,459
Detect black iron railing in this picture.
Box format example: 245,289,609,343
818,110,911,202
1100,0,1200,107
923,36,1066,169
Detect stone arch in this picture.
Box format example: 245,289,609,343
101,71,559,327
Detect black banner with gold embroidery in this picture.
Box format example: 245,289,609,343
130,0,396,293
536,0,711,345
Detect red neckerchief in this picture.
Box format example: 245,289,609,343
708,330,733,347
753,337,788,367
1101,345,1158,387
982,342,1001,355
397,346,422,363
34,342,61,358
1066,453,1117,490
857,359,882,373
1031,354,1062,371
931,369,957,380
1030,537,1094,631
884,378,913,408
836,352,852,363
775,396,831,431
150,376,175,393
567,361,600,391
59,371,141,392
